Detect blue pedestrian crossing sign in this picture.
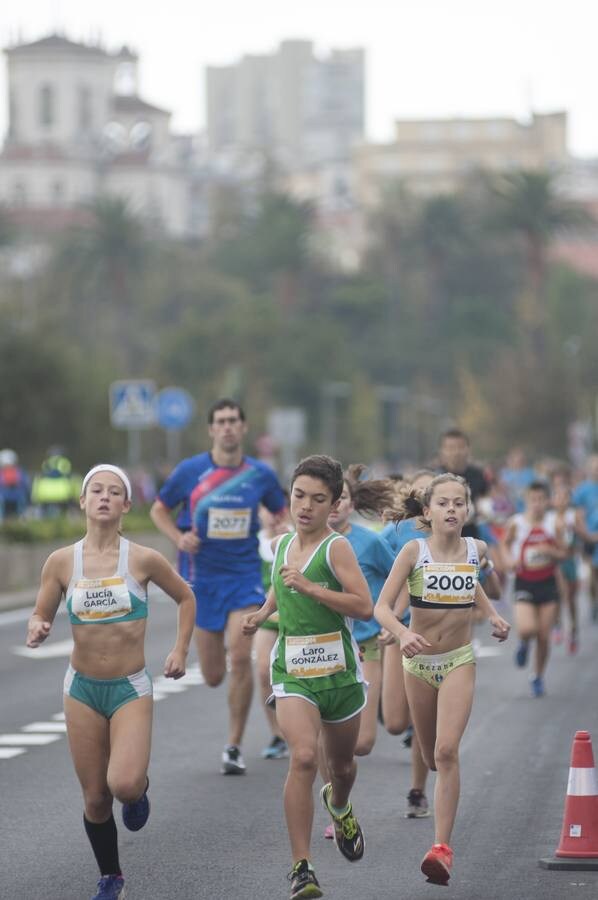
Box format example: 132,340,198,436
155,387,195,431
110,380,157,430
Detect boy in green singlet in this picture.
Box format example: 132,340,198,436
243,455,373,900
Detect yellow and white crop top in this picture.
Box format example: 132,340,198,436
66,538,148,625
408,537,479,610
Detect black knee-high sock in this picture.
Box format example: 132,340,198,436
83,814,122,876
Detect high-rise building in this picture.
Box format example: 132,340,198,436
206,40,365,169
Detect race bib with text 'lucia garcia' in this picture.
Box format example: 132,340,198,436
285,631,347,678
421,563,477,606
71,577,132,621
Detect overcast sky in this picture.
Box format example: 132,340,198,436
1,0,596,156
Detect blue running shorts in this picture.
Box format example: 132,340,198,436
192,573,264,632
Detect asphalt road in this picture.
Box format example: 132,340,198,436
1,593,598,900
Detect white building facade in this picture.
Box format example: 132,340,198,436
0,34,194,236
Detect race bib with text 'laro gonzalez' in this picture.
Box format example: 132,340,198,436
285,631,347,678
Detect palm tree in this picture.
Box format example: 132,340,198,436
491,169,591,350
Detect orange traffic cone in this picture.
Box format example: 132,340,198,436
539,730,598,870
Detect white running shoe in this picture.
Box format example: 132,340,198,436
221,744,246,775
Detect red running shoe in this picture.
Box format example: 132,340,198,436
421,843,453,885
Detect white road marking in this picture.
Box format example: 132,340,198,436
1,662,205,762
0,608,33,626
0,605,67,628
22,722,68,733
13,639,74,659
152,679,189,693
181,667,205,685
0,734,62,745
475,646,503,658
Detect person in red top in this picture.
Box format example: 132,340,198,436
502,481,566,697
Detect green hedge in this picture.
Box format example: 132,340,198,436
0,510,155,543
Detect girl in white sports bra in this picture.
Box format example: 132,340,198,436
26,465,195,900
375,473,510,888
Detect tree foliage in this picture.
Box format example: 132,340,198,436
0,174,596,468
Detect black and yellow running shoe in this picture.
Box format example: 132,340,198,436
287,859,323,899
319,783,365,862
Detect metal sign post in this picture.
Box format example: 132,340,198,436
109,380,157,466
154,387,195,463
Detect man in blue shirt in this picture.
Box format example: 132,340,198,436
150,399,286,774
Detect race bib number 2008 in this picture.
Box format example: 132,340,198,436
207,507,251,540
422,563,477,605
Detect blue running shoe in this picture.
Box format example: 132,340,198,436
261,735,289,759
92,875,125,899
530,675,545,698
122,779,150,831
514,640,529,668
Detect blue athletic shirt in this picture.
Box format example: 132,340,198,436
572,480,598,520
343,522,395,643
584,507,598,566
380,518,428,556
157,453,285,578
500,466,536,512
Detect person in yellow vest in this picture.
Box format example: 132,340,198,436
31,451,81,517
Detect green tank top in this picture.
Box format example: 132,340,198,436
271,531,363,693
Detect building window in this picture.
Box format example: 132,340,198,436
78,85,92,132
39,83,55,128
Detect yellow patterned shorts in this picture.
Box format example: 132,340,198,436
402,643,475,690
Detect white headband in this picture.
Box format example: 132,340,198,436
82,465,132,501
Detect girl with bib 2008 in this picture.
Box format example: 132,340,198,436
26,465,195,900
375,473,510,888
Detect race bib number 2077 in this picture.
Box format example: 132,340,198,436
207,507,251,540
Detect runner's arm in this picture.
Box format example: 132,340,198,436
500,519,517,570
547,524,569,560
150,499,200,553
473,582,510,641
144,549,196,677
26,551,65,647
374,543,418,640
241,588,277,633
394,583,410,619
